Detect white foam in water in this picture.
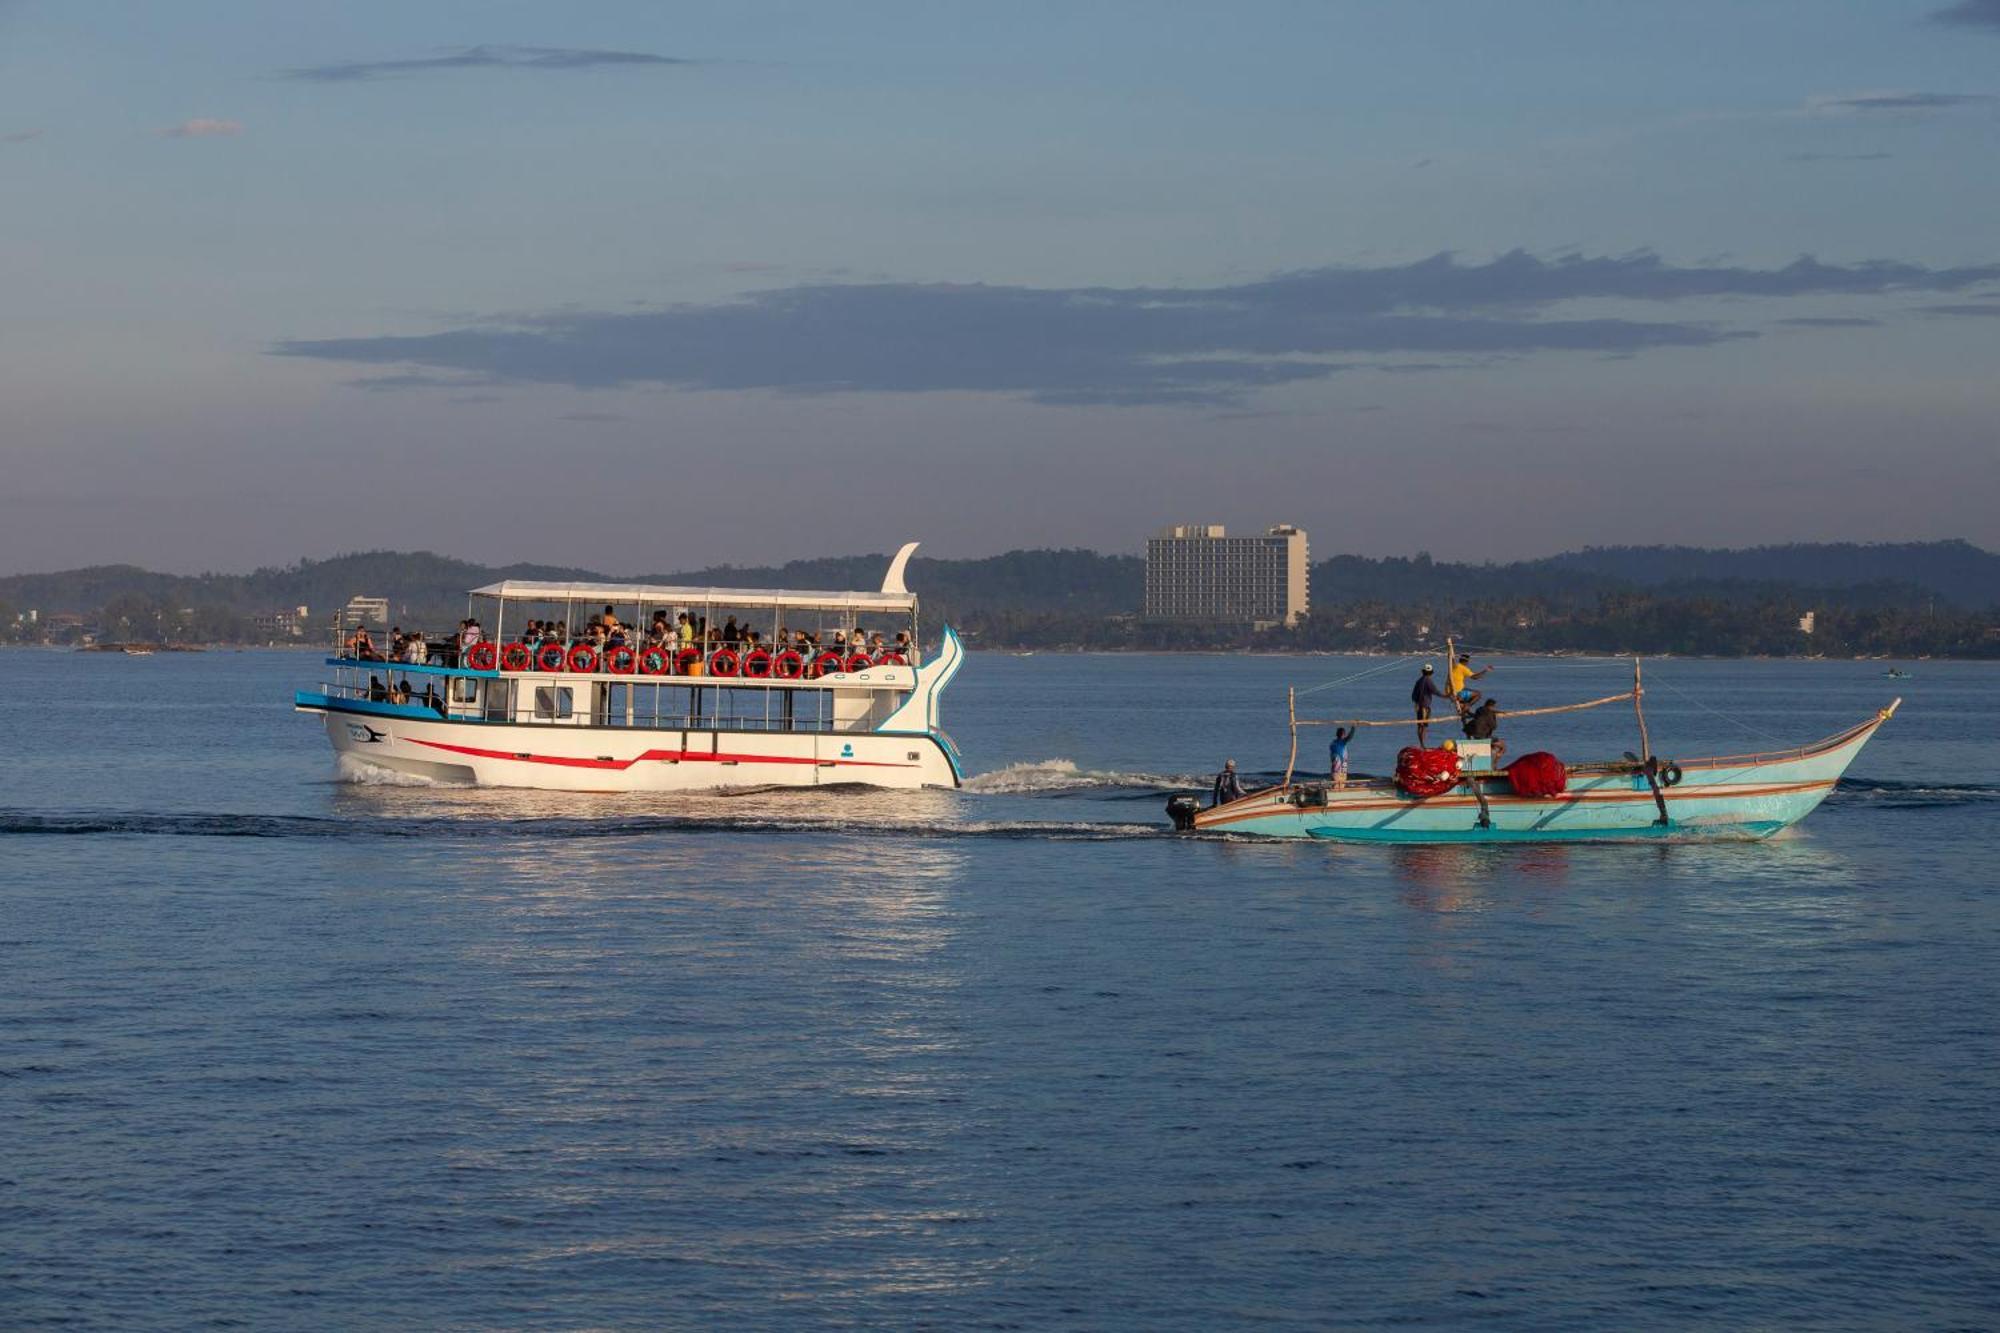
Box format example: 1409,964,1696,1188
963,757,1199,794
334,754,442,787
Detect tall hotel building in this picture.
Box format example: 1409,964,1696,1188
1144,524,1310,627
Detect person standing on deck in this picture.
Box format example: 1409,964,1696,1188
1329,727,1354,789
1213,759,1246,807
1448,651,1493,715
1411,664,1448,746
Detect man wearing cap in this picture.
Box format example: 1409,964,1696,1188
1448,651,1493,715
1411,664,1449,746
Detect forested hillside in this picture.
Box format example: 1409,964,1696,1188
1,541,1993,655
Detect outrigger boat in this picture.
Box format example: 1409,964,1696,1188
1171,650,1898,843
295,543,965,791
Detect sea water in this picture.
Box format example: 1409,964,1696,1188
2,650,1995,1328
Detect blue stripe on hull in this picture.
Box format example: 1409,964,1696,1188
1301,819,1787,844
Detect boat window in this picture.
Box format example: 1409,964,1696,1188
533,686,574,720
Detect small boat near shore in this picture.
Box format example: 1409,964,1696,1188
1170,649,1898,844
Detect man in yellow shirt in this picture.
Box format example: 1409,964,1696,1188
1448,651,1492,714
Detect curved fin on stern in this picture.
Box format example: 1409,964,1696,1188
882,541,920,596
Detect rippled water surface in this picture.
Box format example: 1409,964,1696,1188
3,649,1997,1328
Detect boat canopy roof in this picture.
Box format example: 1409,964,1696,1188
468,579,916,614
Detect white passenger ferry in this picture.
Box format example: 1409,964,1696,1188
295,543,965,791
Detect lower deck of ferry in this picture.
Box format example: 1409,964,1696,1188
298,650,963,792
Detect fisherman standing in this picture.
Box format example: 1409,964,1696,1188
1411,664,1449,746
1213,758,1246,807
1329,726,1354,789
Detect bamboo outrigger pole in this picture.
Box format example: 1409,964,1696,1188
1632,657,1651,761
1632,656,1670,825
1297,691,1633,728
1283,687,1299,789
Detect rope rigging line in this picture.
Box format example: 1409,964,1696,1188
1647,674,1793,745
1293,653,1424,700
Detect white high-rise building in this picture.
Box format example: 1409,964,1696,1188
1144,524,1310,627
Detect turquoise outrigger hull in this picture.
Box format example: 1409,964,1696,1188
1193,703,1896,844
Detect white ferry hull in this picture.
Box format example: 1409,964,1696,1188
319,709,959,791
300,548,966,794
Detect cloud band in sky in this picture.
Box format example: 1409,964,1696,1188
286,45,698,82
272,251,2000,409
1930,0,2000,28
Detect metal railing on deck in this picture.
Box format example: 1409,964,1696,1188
316,668,862,734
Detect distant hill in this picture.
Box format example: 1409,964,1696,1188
1523,541,2000,608
0,540,1992,655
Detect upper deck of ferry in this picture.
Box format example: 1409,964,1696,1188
302,543,961,739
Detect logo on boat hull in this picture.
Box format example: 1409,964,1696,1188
347,723,387,743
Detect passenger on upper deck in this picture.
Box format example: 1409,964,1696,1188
601,605,622,633
347,627,382,661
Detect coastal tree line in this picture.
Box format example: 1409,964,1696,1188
2,542,1995,656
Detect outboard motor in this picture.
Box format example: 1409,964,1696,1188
1165,794,1201,832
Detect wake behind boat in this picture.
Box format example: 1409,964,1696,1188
296,543,965,791
1170,648,1897,843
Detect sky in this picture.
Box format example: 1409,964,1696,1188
3,0,1998,574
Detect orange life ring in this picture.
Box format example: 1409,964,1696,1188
535,642,567,672
638,646,671,676
674,647,702,675
605,644,637,675
708,648,740,677
742,648,773,678
499,642,531,672
845,652,873,673
465,641,498,672
876,652,906,666
773,649,805,679
812,650,844,678
567,643,599,674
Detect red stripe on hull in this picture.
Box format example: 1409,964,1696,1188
408,738,917,771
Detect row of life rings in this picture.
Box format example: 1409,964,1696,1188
464,640,906,677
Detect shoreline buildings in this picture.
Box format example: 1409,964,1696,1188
1144,524,1310,628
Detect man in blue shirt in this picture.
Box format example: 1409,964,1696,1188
1328,726,1354,788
